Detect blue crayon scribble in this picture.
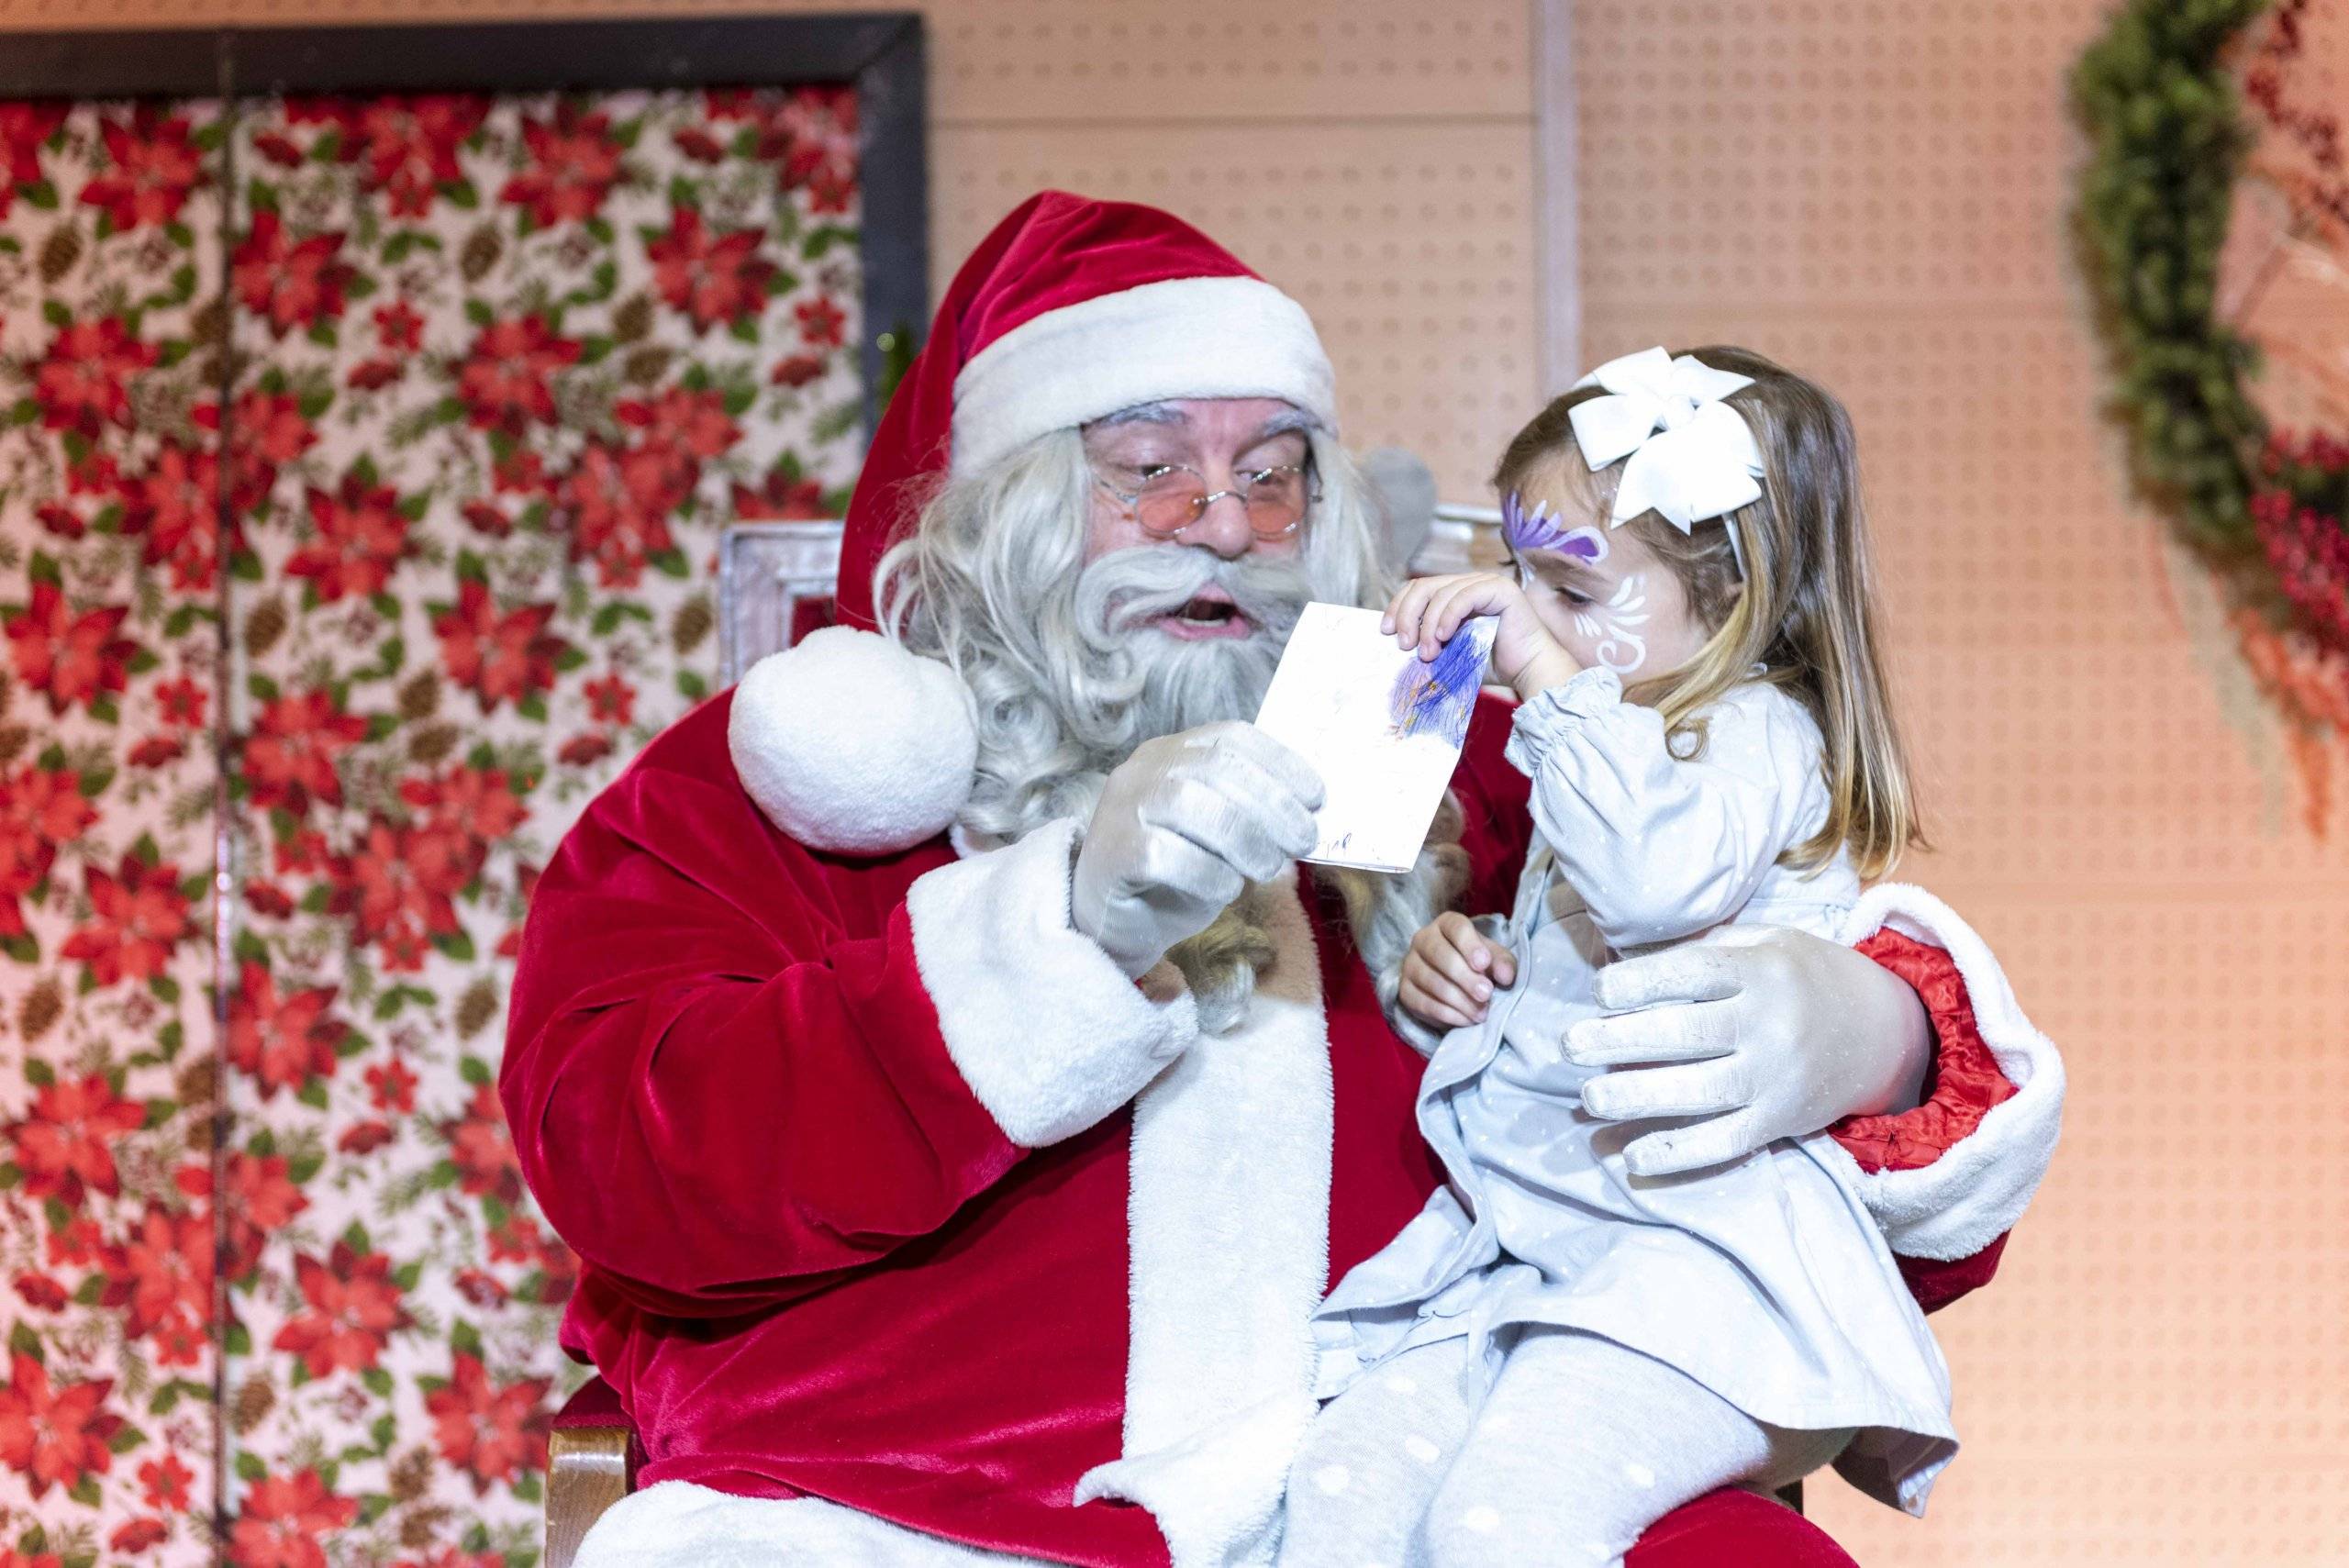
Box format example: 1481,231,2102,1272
1388,620,1496,747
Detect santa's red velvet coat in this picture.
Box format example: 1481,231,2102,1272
502,678,2060,1567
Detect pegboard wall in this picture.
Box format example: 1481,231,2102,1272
1580,3,2349,1564
3,0,2343,1563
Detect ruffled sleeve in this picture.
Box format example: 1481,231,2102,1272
1504,669,1826,950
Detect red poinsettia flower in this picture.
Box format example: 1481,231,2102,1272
338,1120,395,1155
231,384,321,466
674,125,728,163
8,1073,146,1207
365,1055,419,1114
425,1351,550,1494
225,960,347,1101
242,687,369,817
34,317,157,436
109,1519,173,1553
806,163,854,217
251,129,305,167
273,825,331,878
401,764,529,841
794,295,847,350
0,1351,123,1499
287,473,412,603
60,851,193,987
432,579,570,711
453,1266,508,1309
228,1467,357,1568
13,1273,67,1312
731,469,828,522
220,1150,308,1284
119,439,222,592
455,316,582,435
46,1217,103,1270
776,86,858,198
0,102,67,221
232,212,358,338
152,673,207,728
771,352,826,388
0,765,98,937
647,206,778,330
140,1450,195,1510
79,108,206,231
559,440,682,589
582,672,636,728
329,817,472,968
620,384,740,463
99,1202,210,1338
150,1311,206,1368
272,1241,412,1379
556,732,613,768
243,881,294,918
347,95,489,217
6,583,139,717
443,1080,523,1205
501,105,623,228
373,298,425,351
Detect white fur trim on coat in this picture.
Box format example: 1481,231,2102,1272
1827,884,2066,1263
575,1482,1049,1566
951,275,1340,475
907,817,1199,1148
1074,870,1332,1568
729,628,979,857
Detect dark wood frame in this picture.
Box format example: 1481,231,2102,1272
0,12,929,435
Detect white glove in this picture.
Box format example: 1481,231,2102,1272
1566,924,1932,1177
1071,722,1324,979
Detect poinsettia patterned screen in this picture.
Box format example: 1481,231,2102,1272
0,60,883,1567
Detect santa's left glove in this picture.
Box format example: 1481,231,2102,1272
1566,923,1932,1177
1071,721,1324,978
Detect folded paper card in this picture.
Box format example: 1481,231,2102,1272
1253,602,1497,873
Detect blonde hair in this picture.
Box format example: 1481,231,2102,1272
1494,346,1924,879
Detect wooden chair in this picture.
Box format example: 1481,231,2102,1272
540,1377,1803,1566
547,1378,636,1568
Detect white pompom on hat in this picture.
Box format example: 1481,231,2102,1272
728,191,1340,854
728,628,979,855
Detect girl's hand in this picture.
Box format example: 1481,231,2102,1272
1398,912,1520,1029
1384,573,1580,699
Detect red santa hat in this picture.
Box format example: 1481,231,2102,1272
730,192,1340,855
833,189,1340,629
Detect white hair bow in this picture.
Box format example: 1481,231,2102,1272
1568,347,1764,569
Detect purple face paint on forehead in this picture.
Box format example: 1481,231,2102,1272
1501,490,1608,563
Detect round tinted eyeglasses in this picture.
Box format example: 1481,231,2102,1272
1093,461,1317,540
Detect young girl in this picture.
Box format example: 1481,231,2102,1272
1279,347,1956,1568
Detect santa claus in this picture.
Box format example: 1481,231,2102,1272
503,192,2062,1567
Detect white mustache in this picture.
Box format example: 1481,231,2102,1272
1074,545,1312,647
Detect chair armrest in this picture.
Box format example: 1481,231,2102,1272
547,1421,632,1568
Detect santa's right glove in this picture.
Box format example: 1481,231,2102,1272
1071,721,1324,978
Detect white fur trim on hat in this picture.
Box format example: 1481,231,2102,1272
950,274,1339,474
728,627,978,856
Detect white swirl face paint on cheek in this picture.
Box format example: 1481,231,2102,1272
1572,573,1652,675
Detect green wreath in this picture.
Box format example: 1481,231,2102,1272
2076,0,2349,799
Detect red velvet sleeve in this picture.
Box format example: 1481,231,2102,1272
500,700,1023,1319
1829,929,2022,1311
1453,694,1539,916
